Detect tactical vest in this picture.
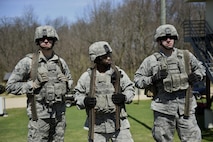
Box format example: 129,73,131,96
87,69,117,114
154,49,189,93
29,53,67,105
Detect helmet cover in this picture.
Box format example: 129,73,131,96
34,25,59,42
154,24,178,41
89,41,112,62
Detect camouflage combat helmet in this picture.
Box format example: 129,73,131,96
89,41,112,62
34,25,59,43
154,24,179,41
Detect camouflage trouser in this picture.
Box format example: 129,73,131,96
152,111,201,142
27,115,66,142
92,129,134,142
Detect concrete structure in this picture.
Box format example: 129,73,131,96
185,0,213,129
185,0,213,29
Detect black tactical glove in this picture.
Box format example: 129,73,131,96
188,73,201,85
0,84,5,94
84,97,97,108
151,69,168,83
112,93,126,105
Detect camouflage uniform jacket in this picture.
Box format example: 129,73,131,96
134,48,205,116
6,50,73,119
74,66,135,133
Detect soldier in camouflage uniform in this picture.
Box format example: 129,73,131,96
74,41,135,142
134,24,205,142
6,25,73,142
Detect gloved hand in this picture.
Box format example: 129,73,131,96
151,69,168,83
84,97,97,108
112,93,126,105
188,73,201,85
0,84,5,94
58,73,68,82
33,67,48,89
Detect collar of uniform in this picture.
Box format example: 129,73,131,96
95,67,114,75
105,67,115,75
37,50,59,63
159,47,177,57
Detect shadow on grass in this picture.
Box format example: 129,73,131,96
128,114,152,130
202,129,213,141
129,112,213,141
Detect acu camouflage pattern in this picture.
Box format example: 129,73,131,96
34,25,59,42
152,111,201,142
28,115,66,142
74,66,135,133
134,48,205,115
94,71,116,114
144,49,189,97
155,49,189,93
154,24,179,41
134,48,205,142
6,50,73,142
89,41,112,62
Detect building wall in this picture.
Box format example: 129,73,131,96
185,0,213,29
206,0,213,29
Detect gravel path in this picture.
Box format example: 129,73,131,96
5,97,27,109
2,87,213,109
3,89,150,109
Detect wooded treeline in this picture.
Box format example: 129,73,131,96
0,0,205,86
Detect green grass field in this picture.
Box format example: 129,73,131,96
0,100,212,142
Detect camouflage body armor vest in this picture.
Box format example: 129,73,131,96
38,63,67,105
29,53,67,105
155,49,189,93
89,70,116,113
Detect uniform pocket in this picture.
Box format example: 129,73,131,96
163,75,172,93
171,74,180,92
180,73,189,90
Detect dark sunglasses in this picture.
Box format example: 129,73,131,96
159,36,177,41
39,37,55,42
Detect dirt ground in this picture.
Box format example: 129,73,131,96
4,97,27,109
2,89,149,109
3,87,213,109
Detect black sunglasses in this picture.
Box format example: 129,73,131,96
159,36,177,41
39,37,55,42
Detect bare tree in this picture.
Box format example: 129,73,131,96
0,0,205,84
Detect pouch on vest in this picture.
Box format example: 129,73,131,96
144,52,166,97
171,74,181,92
94,73,116,113
45,85,55,103
180,73,189,90
55,82,67,102
163,75,173,93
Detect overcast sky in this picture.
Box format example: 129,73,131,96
0,0,122,24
